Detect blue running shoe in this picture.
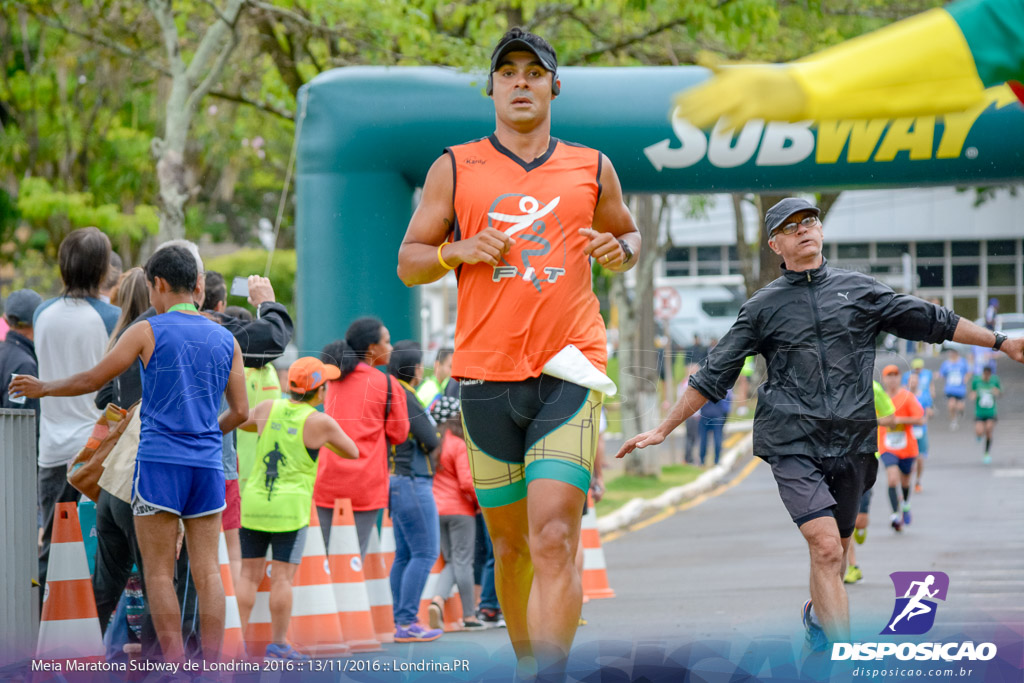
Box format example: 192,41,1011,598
394,623,443,643
902,504,912,526
802,600,829,652
264,642,310,661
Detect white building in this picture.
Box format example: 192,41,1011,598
661,187,1024,323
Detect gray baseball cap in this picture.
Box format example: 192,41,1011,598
3,289,43,325
765,198,820,236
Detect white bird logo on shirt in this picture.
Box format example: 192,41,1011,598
488,195,560,237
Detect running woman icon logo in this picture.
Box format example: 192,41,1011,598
882,571,950,635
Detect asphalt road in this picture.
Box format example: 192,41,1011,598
410,353,1023,678
589,353,1024,643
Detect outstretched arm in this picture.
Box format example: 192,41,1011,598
9,322,151,399
616,385,708,458
952,317,1024,363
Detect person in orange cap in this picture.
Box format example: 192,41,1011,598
878,365,927,532
235,357,358,662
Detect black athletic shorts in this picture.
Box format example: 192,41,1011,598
460,375,602,508
760,453,878,539
239,526,307,565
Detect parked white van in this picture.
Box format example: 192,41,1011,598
656,275,746,346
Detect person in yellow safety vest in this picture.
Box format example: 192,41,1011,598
235,356,358,662
237,363,282,490
415,346,455,408
845,381,897,585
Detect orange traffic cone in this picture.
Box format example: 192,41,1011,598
364,522,395,643
327,499,381,653
379,510,396,576
416,555,445,626
582,493,615,599
218,532,246,660
287,508,351,657
36,502,104,662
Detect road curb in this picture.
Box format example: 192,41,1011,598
597,429,755,536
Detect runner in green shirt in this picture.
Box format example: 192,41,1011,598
970,366,1001,465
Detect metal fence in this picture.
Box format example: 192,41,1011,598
0,408,38,664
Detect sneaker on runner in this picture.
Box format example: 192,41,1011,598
802,600,829,652
462,618,487,631
902,504,912,526
394,623,443,643
890,513,903,532
914,483,922,494
843,565,863,584
982,453,992,465
478,607,506,629
853,528,867,545
264,642,310,661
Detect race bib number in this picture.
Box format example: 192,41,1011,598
885,429,908,450
912,426,925,439
979,392,994,409
947,370,962,386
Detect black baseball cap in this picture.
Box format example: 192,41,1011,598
490,29,558,77
765,197,820,236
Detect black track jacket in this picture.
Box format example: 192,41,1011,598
688,260,959,458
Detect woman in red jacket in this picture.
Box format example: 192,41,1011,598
315,317,409,554
429,397,485,630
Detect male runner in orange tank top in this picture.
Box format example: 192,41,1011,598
398,28,640,678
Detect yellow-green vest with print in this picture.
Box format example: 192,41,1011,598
242,399,317,533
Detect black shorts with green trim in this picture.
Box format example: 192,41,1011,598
460,375,601,509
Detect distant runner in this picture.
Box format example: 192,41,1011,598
970,366,1001,465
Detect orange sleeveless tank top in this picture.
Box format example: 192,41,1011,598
447,135,606,382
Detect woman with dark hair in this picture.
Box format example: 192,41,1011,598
107,268,150,353
313,317,409,554
429,396,484,631
386,340,445,642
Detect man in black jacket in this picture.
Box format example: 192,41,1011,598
618,197,1024,651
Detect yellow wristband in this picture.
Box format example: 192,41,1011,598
437,242,456,271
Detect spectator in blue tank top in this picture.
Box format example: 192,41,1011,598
11,245,249,666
